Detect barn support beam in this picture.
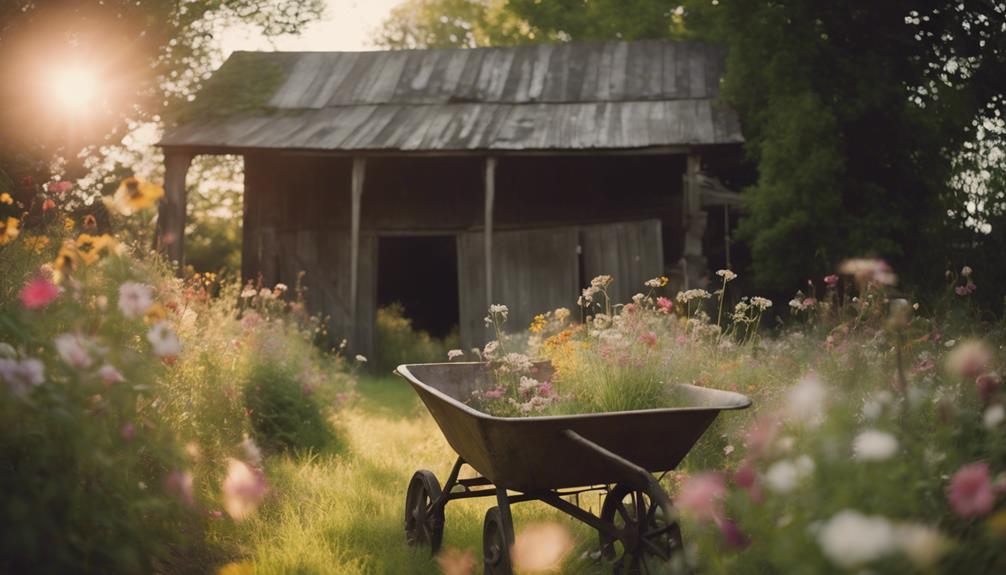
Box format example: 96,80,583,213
680,153,708,289
350,157,365,350
156,151,194,267
484,157,496,307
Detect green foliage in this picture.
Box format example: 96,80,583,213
376,0,533,49
243,362,333,454
375,303,460,374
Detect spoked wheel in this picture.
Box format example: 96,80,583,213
482,506,514,575
404,470,445,553
599,483,683,574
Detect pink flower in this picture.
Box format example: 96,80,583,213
675,472,727,522
945,340,992,380
839,258,897,286
716,518,751,549
656,297,674,313
98,364,124,385
165,470,195,507
976,373,1001,404
121,422,135,441
482,388,505,399
743,416,780,458
946,462,996,518
622,303,637,314
638,331,658,347
47,181,72,194
823,274,839,287
223,458,268,520
20,276,59,309
955,282,977,296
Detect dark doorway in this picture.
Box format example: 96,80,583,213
377,235,459,338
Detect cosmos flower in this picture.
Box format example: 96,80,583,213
222,458,268,520
20,276,60,309
147,321,182,358
118,282,154,319
816,510,896,568
853,429,899,461
675,472,727,522
946,462,995,518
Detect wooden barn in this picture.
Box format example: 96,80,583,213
157,40,745,359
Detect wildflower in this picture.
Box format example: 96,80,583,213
553,307,570,321
274,283,288,293
53,240,79,279
0,192,11,204
165,470,195,507
147,321,182,357
240,436,263,468
717,518,751,550
436,548,477,575
47,181,72,194
489,303,509,317
447,349,464,361
501,352,533,372
118,282,154,318
644,275,669,288
482,340,500,359
839,258,898,286
784,373,827,426
121,422,136,440
529,314,546,334
945,340,992,380
853,429,899,461
0,357,45,395
63,217,74,232
823,274,839,287
222,458,268,520
81,214,97,230
41,199,56,212
482,388,505,399
955,281,977,296
112,176,164,214
518,376,540,394
590,275,613,289
764,456,814,493
675,472,727,522
946,462,995,518
75,233,113,265
895,523,948,569
816,510,897,568
0,216,20,245
977,372,1001,404
354,354,367,363
961,265,973,277
677,289,712,304
511,522,574,572
240,286,257,299
656,296,673,313
98,364,125,385
22,236,49,254
984,404,1005,428
744,416,781,457
750,296,772,310
54,333,92,369
716,269,738,282
20,276,59,309
638,331,658,347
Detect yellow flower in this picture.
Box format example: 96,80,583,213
22,236,50,254
53,240,80,279
113,176,164,214
0,192,12,205
75,233,114,265
659,276,669,287
529,314,546,334
144,303,167,324
64,217,75,232
0,217,20,245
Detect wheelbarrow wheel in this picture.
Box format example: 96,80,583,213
482,506,514,575
404,470,444,553
599,483,683,574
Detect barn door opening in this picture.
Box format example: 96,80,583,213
377,235,459,339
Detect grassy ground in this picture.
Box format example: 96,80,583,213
240,375,599,574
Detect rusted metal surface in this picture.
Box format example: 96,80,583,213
396,362,751,492
160,41,742,152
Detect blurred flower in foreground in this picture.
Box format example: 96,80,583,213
20,276,59,309
946,462,995,518
676,472,727,522
436,547,476,575
54,333,93,369
944,340,992,380
852,429,899,461
111,176,164,215
0,216,20,245
217,561,254,575
147,322,182,358
838,258,897,286
164,470,195,507
784,372,828,426
119,282,154,318
0,357,44,395
222,458,267,520
816,510,896,568
511,522,574,572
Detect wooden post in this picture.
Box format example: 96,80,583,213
484,157,496,306
680,153,706,289
157,151,194,267
350,157,365,344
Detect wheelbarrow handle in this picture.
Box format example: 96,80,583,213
560,429,676,520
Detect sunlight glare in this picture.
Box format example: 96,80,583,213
49,64,99,115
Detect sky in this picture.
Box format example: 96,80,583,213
217,0,403,56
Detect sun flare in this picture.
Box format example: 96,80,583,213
48,64,99,115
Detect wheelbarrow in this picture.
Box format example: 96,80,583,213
395,362,751,574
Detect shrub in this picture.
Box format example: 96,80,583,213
243,361,333,454
375,302,459,373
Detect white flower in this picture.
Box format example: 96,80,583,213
55,333,92,369
590,275,613,289
716,269,737,282
816,510,897,568
519,376,540,393
632,293,645,304
853,429,899,461
961,265,972,277
274,283,288,292
984,404,1005,428
784,373,828,426
894,523,948,568
676,289,712,304
354,354,367,363
146,322,181,357
501,352,533,372
240,436,263,468
98,364,124,385
489,304,509,316
644,278,662,288
483,340,500,359
118,282,154,319
765,457,814,493
258,287,274,300
0,357,45,395
240,286,257,299
723,444,735,455
750,296,773,310
447,349,464,361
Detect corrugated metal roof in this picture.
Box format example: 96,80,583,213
161,40,742,152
